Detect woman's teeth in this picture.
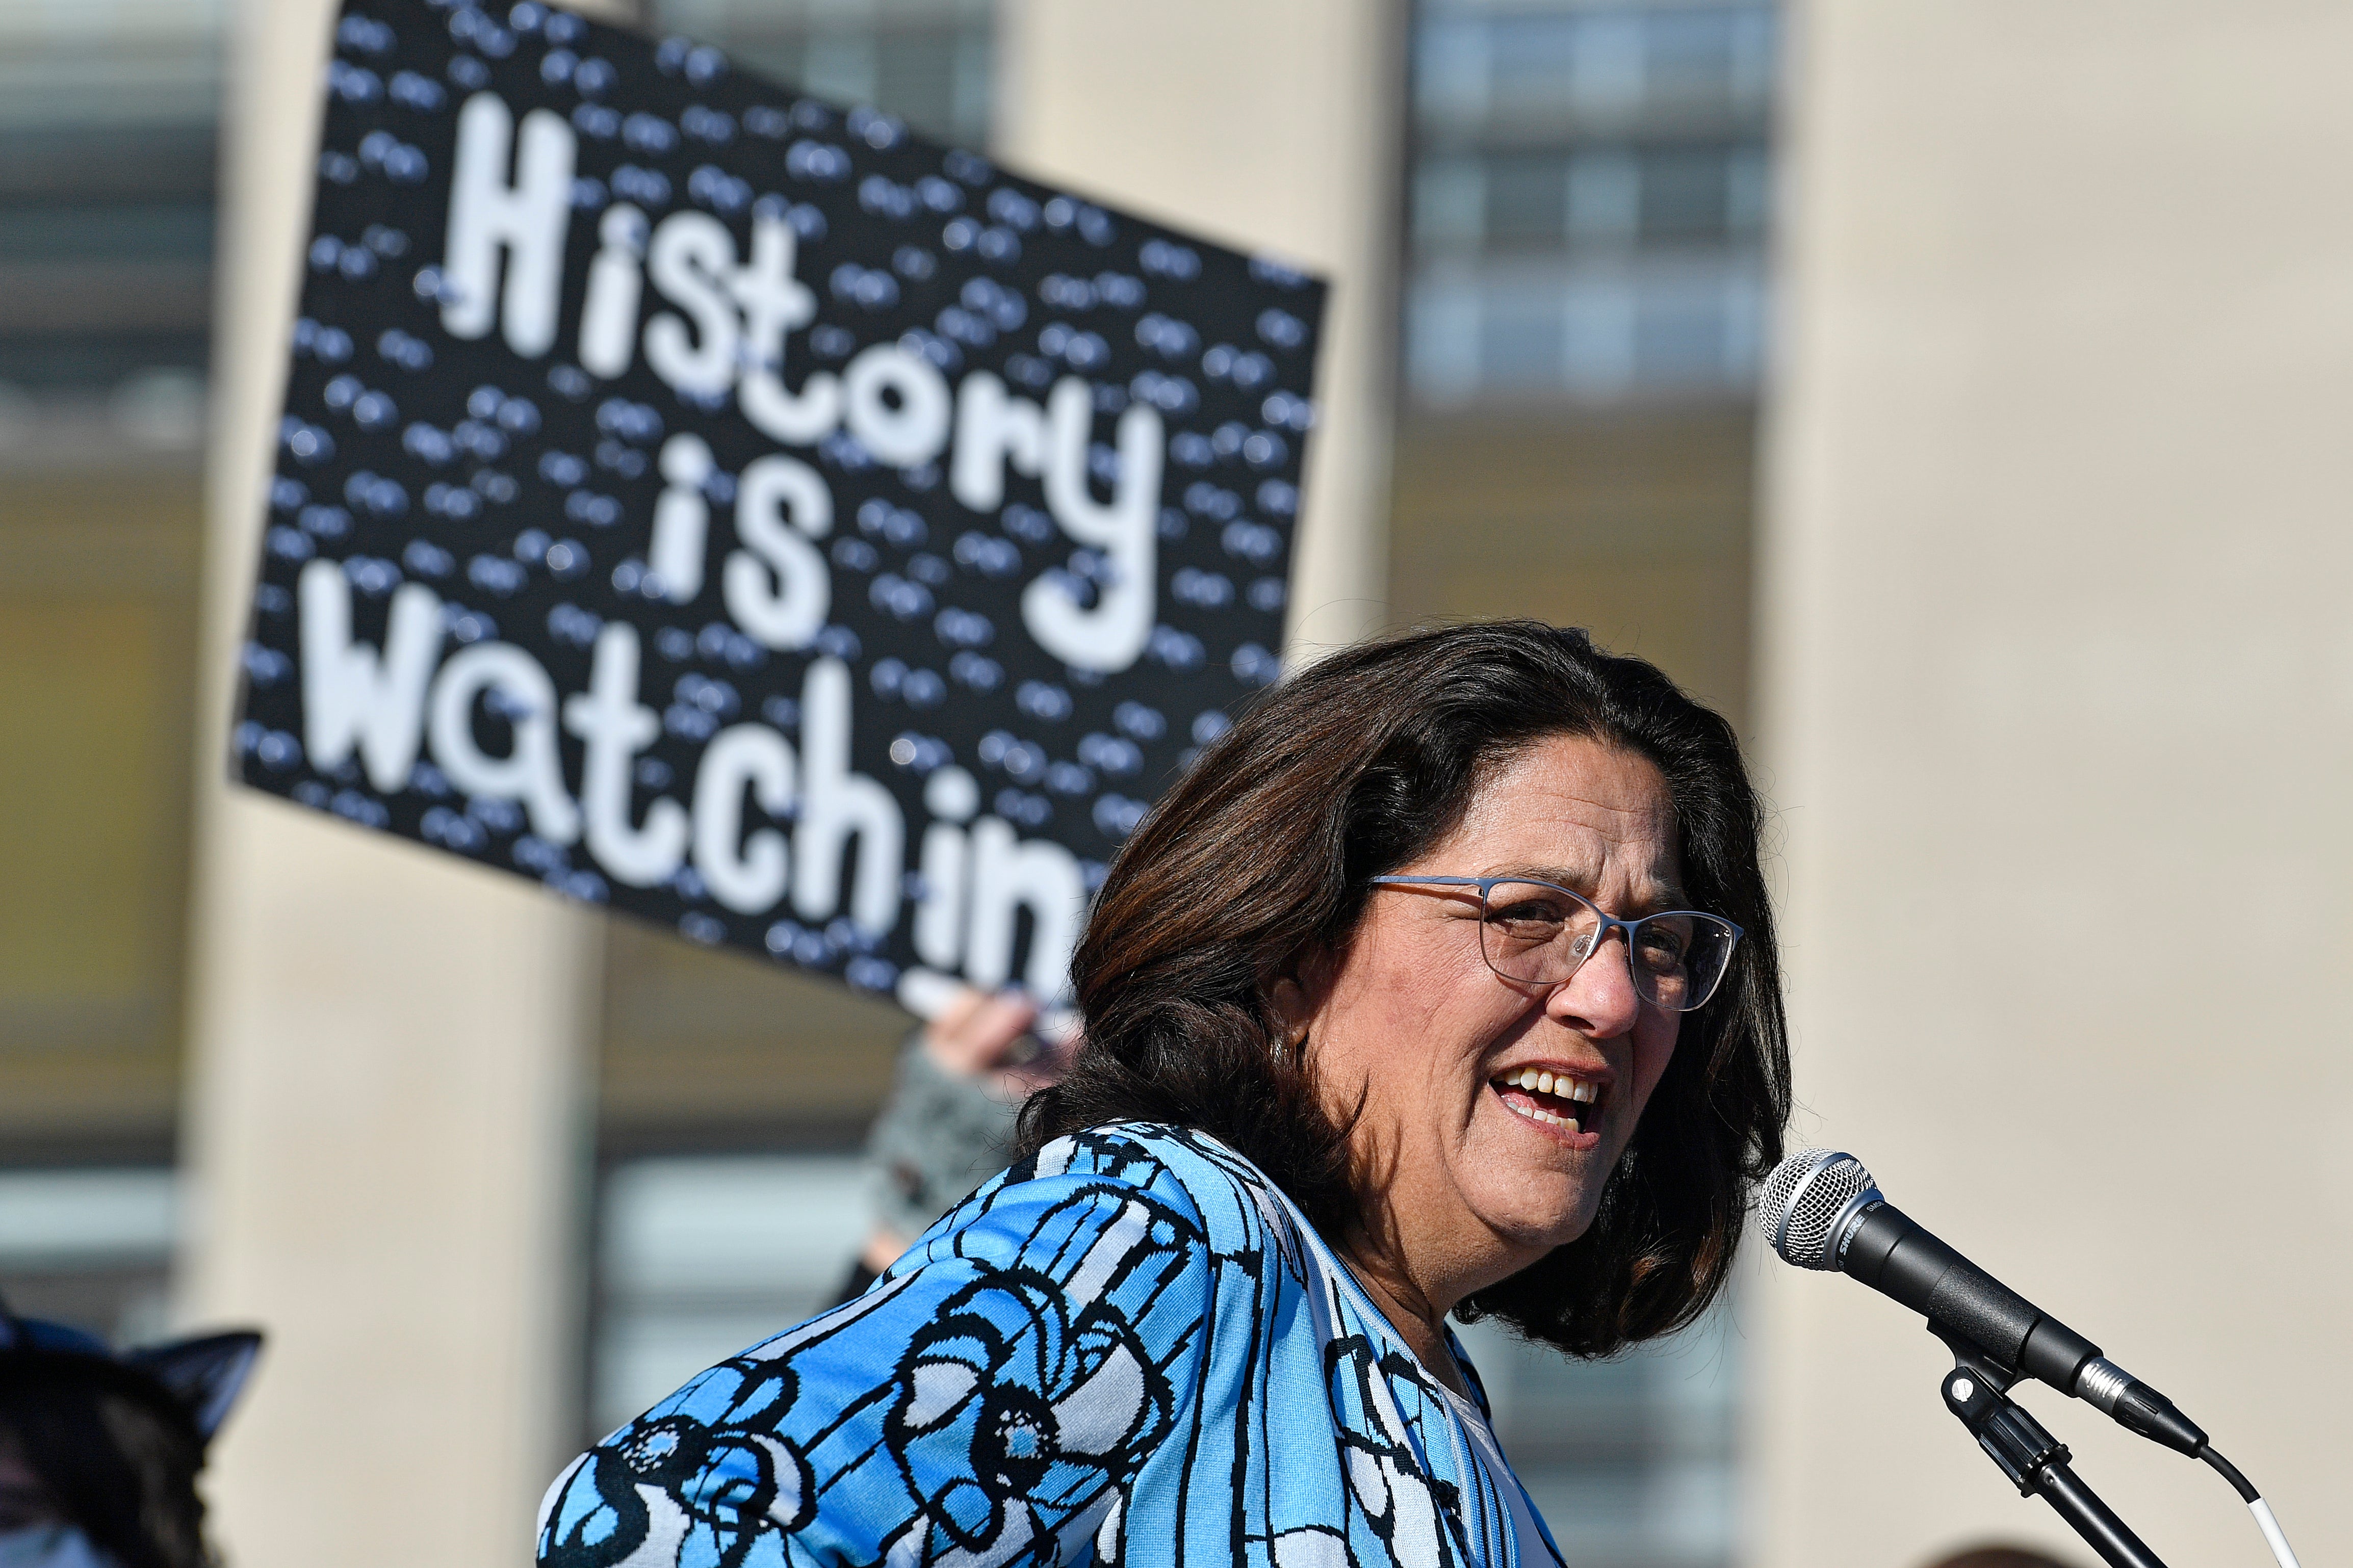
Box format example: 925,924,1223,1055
1501,1066,1598,1103
1495,1066,1600,1133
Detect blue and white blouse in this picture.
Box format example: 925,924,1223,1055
537,1123,1566,1568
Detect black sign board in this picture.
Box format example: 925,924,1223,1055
232,0,1325,1015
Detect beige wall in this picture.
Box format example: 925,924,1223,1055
598,923,901,1141
997,0,1406,656
1388,408,1755,733
1755,3,2353,1563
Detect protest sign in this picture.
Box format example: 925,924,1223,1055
231,0,1325,1012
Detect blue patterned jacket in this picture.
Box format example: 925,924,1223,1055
537,1123,1565,1568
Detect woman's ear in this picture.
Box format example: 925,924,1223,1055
1266,976,1309,1048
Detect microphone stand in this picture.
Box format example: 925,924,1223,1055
1934,1330,2168,1568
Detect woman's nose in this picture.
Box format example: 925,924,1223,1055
1548,930,1642,1037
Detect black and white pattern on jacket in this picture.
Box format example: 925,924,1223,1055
538,1125,1566,1568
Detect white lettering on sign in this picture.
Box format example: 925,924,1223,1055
950,372,1049,511
578,202,647,379
643,210,740,398
298,560,443,792
562,623,687,886
435,125,1174,677
555,196,1165,674
792,657,902,935
725,454,833,650
842,344,951,468
949,372,1162,671
965,816,1085,999
691,723,797,915
441,92,576,356
913,765,978,970
733,212,840,445
427,641,580,842
649,433,714,605
1026,380,1162,672
289,554,1097,996
636,206,845,446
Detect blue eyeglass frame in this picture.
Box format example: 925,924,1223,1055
1367,874,1744,1011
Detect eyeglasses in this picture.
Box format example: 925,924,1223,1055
1369,875,1742,1013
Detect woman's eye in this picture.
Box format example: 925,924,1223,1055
1634,923,1690,970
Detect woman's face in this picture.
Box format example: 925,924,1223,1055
1299,734,1686,1302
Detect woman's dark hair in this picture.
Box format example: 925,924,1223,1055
0,1365,210,1568
1919,1551,2080,1568
1018,620,1790,1356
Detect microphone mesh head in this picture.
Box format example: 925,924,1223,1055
1760,1148,1876,1269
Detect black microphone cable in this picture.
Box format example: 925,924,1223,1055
2195,1444,2302,1568
1763,1148,2306,1568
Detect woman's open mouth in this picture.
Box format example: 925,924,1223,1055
1491,1066,1605,1136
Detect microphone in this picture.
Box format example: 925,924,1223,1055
1760,1148,2207,1456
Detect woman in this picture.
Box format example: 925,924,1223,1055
538,621,1788,1568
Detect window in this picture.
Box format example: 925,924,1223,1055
1456,1310,1741,1568
650,0,992,149
0,0,219,451
591,1152,868,1436
1407,1,1775,404
0,1167,179,1346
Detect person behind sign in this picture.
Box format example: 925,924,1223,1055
537,621,1789,1568
834,986,1076,1303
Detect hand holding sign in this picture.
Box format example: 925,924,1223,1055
233,0,1325,1013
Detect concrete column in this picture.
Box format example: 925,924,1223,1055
180,2,631,1562
994,0,1406,656
1754,4,2353,1564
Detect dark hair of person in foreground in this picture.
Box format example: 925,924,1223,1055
1919,1548,2080,1568
1019,619,1790,1356
0,1363,210,1568
0,1304,261,1568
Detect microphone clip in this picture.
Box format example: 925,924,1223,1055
1936,1336,2066,1495
1931,1327,2170,1568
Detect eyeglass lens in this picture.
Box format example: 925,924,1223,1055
1477,880,1736,1012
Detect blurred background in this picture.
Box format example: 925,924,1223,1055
2,1,2347,1566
